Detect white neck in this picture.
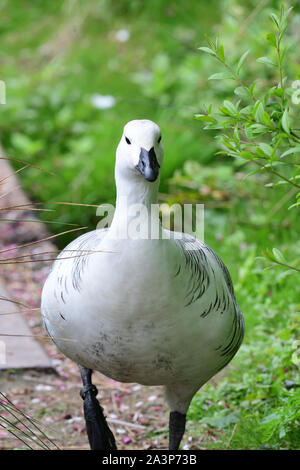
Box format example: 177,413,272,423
109,169,161,240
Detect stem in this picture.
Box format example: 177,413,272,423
276,20,285,110
205,37,255,103
268,259,300,273
253,160,300,189
216,56,255,103
290,131,300,144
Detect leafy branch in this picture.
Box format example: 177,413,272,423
197,4,300,273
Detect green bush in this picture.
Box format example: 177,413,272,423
197,4,300,274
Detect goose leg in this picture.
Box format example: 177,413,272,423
169,411,186,450
78,365,117,450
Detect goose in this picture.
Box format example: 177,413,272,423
41,119,244,450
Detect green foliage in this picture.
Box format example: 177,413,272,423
197,4,300,274
260,390,300,442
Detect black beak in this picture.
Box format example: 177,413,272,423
136,147,160,182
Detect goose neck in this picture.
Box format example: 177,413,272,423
109,174,161,239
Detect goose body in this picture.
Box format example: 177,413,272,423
41,119,244,446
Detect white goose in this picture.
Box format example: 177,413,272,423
41,119,244,450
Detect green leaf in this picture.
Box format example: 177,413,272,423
198,46,216,56
256,148,267,158
249,80,258,97
194,114,217,123
270,12,280,28
240,151,254,160
266,33,277,47
222,140,237,151
257,57,277,67
280,146,300,158
240,105,253,115
281,109,290,134
245,166,267,177
279,27,288,45
223,100,236,115
280,6,293,29
272,248,286,264
249,123,269,135
217,44,225,62
262,112,272,127
237,49,250,74
254,101,265,124
208,72,233,80
288,201,300,210
233,125,240,144
271,88,283,97
291,349,300,366
202,411,240,429
259,143,273,157
234,86,249,100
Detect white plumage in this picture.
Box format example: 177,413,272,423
41,119,244,448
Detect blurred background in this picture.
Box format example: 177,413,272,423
1,0,298,241
0,0,299,450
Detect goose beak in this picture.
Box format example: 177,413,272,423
136,147,160,182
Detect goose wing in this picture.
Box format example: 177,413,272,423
170,232,245,370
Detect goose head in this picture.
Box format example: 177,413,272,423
116,119,163,183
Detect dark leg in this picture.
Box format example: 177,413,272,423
169,411,186,450
78,365,117,450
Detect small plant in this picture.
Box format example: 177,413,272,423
260,389,300,443
197,4,299,274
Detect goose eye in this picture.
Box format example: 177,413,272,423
125,136,131,145
158,135,162,144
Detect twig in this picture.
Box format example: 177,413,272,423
0,166,29,184
0,207,54,212
226,423,238,449
0,226,87,254
0,333,77,342
252,159,300,189
0,249,112,262
0,218,79,226
0,185,22,200
0,156,56,176
107,418,146,430
0,295,32,309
